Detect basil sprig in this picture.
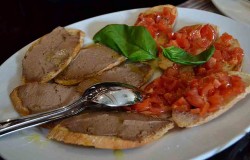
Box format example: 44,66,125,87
162,45,215,65
93,24,157,62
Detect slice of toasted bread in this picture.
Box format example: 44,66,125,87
77,62,155,93
47,112,174,149
143,4,177,21
135,5,177,47
158,24,219,70
218,33,243,72
9,88,30,116
54,43,126,86
22,27,85,83
48,123,173,149
9,82,81,116
172,71,250,127
194,33,244,76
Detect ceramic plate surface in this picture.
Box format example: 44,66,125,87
1,7,250,160
212,0,250,25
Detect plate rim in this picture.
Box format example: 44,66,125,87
211,0,250,26
1,7,250,160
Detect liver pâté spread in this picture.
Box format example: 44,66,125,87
61,111,171,141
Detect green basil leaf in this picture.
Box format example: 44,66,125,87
162,45,215,65
93,24,157,62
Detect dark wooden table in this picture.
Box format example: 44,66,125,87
0,0,249,159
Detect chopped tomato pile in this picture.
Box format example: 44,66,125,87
129,67,246,117
173,72,245,116
131,9,246,117
195,33,244,76
167,24,218,55
135,7,176,46
129,65,194,115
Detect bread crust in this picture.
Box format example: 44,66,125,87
143,5,177,28
22,28,85,83
9,88,30,116
172,71,250,127
47,122,174,149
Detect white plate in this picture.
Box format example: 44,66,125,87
212,0,250,26
1,8,250,160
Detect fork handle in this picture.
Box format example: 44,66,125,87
0,97,86,137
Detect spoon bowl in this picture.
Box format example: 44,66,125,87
0,82,143,137
84,82,143,107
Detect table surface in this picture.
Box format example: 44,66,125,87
0,0,250,160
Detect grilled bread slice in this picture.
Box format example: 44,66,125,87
10,82,81,116
22,27,84,83
172,71,250,127
54,43,126,85
77,62,154,93
135,5,177,47
194,33,244,76
135,4,177,28
48,111,174,149
158,24,219,70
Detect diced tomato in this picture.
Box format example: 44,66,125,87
231,75,245,94
132,95,170,115
131,98,151,112
135,7,176,46
176,37,190,49
165,79,179,92
172,97,190,112
147,25,157,37
195,33,244,76
190,108,201,114
233,47,244,62
186,88,205,108
200,102,210,117
167,39,179,47
213,50,223,61
164,65,179,76
217,72,231,86
208,92,224,108
148,104,169,115
213,79,221,88
164,93,175,104
199,83,214,97
200,24,216,41
144,78,162,93
205,57,217,69
167,24,217,55
220,33,233,43
189,79,199,88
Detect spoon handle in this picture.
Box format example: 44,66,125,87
0,97,86,137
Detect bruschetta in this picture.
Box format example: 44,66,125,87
195,33,244,76
22,27,84,83
77,62,154,93
54,43,126,85
48,111,174,149
10,82,81,116
158,24,219,70
135,5,177,47
172,71,250,127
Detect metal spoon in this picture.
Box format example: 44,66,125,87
0,82,143,137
